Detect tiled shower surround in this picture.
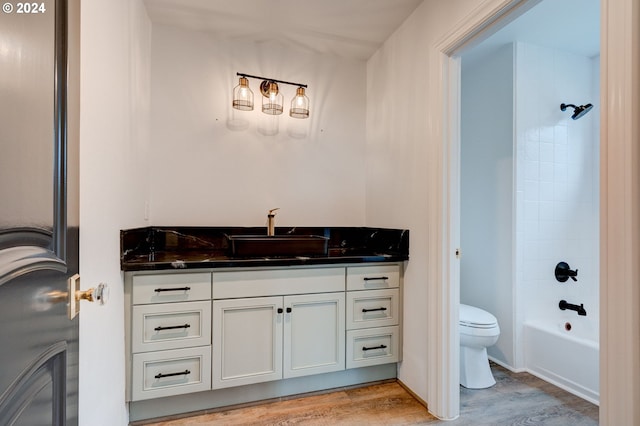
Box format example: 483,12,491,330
514,42,600,348
461,41,600,371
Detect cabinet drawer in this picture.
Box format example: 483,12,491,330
132,301,212,353
346,288,399,330
132,273,211,305
346,326,400,369
212,267,345,299
346,265,400,291
131,346,211,401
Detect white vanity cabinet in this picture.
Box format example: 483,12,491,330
345,265,401,368
211,267,345,389
127,272,212,401
125,262,403,418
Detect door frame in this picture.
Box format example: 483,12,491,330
432,0,640,423
429,0,541,419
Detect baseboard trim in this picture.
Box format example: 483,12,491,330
488,357,525,373
396,379,428,409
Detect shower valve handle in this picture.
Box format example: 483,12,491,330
555,262,578,283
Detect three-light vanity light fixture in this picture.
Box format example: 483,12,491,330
232,72,310,119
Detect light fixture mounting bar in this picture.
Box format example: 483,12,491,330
237,72,307,88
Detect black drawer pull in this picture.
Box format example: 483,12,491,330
363,276,388,281
286,307,292,313
154,324,191,332
154,369,191,379
277,308,283,314
154,286,191,293
362,307,388,313
362,344,387,351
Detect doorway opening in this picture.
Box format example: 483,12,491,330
455,0,600,411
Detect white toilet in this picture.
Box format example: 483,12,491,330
459,304,500,389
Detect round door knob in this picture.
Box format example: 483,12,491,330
76,283,108,305
94,283,109,305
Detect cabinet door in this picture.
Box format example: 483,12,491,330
283,292,345,379
212,297,283,389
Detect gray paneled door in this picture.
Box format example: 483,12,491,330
0,0,80,424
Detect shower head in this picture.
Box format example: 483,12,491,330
560,103,593,120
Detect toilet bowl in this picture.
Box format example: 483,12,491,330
459,304,500,389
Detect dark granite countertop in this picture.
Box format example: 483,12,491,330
121,226,409,271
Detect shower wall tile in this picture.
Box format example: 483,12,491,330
514,41,599,337
541,238,567,260
525,127,540,142
539,201,554,221
554,201,569,222
539,142,554,162
523,239,539,259
539,181,554,202
554,125,568,144
554,143,568,163
553,183,568,202
554,164,567,184
539,125,554,143
525,139,540,160
539,162,553,182
525,160,539,180
524,201,539,222
524,180,539,201
523,220,539,241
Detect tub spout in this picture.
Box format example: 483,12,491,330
559,300,587,316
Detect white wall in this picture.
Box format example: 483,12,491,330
460,44,515,368
79,0,151,425
79,8,367,425
366,0,482,411
148,24,367,226
514,42,600,343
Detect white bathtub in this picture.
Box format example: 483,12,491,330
523,319,599,405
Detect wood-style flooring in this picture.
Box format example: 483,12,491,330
137,364,599,425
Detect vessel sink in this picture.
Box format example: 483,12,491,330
228,235,329,257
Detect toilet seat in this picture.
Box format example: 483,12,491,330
460,304,498,329
459,303,500,389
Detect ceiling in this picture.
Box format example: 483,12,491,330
143,0,424,60
143,0,599,62
463,0,600,64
